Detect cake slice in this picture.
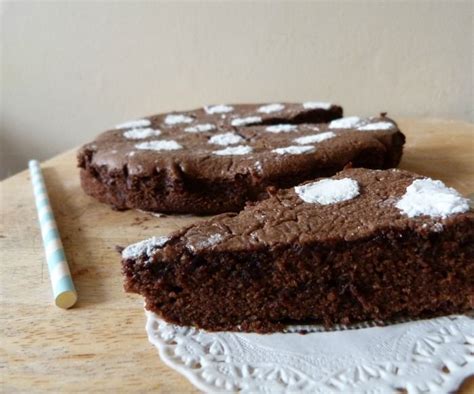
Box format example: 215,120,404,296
122,168,473,332
78,102,405,215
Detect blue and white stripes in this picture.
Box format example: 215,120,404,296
29,160,77,309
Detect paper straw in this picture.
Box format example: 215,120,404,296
29,160,77,309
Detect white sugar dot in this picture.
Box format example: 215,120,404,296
357,121,395,131
135,140,183,151
116,119,151,129
122,236,170,259
204,105,234,114
164,114,194,125
265,124,298,133
396,178,469,218
329,116,363,129
295,178,360,205
208,132,244,146
303,102,332,110
231,116,262,127
186,233,223,252
258,103,285,114
294,132,336,145
123,128,161,139
184,123,216,133
212,145,253,156
205,233,223,247
272,145,315,155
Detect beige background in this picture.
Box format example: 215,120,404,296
1,1,473,179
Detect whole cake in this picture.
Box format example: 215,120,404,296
78,103,405,214
122,168,473,332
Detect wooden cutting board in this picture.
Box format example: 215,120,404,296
2,118,473,393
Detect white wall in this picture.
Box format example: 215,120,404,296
1,1,472,179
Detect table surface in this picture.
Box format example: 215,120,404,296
2,118,474,393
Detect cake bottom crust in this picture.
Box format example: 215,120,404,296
79,141,402,215
123,222,474,333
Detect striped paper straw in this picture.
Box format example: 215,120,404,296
29,160,77,309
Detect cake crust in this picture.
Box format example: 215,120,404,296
78,104,405,214
122,168,473,332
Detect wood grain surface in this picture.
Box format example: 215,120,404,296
1,118,473,393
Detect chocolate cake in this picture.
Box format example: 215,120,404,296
122,168,473,332
78,103,405,214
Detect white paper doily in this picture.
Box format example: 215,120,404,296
146,310,474,393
